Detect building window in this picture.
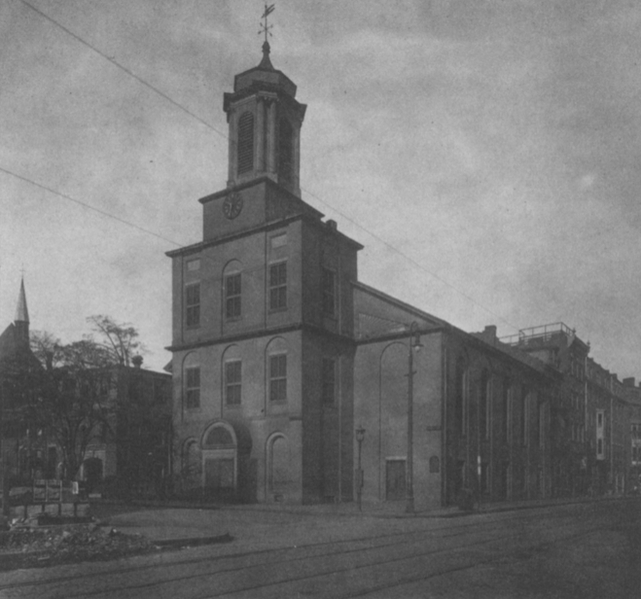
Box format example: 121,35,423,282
237,111,254,174
539,403,545,449
185,283,200,328
322,358,336,404
455,360,467,437
185,367,200,409
269,354,287,402
322,267,336,317
278,118,293,182
225,361,242,406
225,273,242,319
269,262,287,311
522,391,529,444
479,371,490,440
504,382,512,443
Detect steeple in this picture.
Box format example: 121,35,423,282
14,277,29,347
15,277,29,324
222,12,306,197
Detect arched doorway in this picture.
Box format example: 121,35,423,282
202,422,237,501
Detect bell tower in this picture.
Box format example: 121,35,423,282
223,40,306,197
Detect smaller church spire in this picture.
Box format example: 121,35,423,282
15,277,29,324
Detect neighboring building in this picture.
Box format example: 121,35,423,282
0,281,43,491
502,324,590,497
81,359,172,496
0,279,172,497
505,323,639,496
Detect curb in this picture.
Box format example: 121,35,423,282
155,533,234,549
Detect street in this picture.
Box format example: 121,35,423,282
0,498,640,598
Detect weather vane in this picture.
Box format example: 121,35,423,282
258,3,275,43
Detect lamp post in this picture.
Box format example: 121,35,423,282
406,322,423,514
355,426,365,512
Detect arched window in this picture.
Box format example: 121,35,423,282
223,260,243,321
237,112,254,174
266,338,288,404
278,118,293,182
182,352,201,411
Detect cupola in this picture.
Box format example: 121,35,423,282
223,41,306,197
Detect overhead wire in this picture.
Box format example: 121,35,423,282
10,0,518,332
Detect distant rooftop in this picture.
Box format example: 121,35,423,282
500,322,576,347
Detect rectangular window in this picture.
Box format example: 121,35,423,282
539,403,546,449
185,367,200,409
505,386,512,442
185,283,200,328
322,267,336,317
269,354,287,402
225,361,242,405
225,273,242,319
269,262,287,310
322,358,336,404
522,393,528,444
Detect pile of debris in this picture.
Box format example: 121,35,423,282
0,519,158,570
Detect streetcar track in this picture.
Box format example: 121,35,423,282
199,521,602,599
0,501,618,598
0,506,547,591
343,527,607,599
16,517,593,599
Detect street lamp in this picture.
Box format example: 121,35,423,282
355,426,365,512
406,322,423,514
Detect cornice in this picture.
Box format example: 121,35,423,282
166,322,356,354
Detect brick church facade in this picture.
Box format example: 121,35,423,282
167,42,569,509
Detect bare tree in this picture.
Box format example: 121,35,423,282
24,337,116,480
86,315,145,367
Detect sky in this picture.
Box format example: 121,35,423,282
1,0,641,378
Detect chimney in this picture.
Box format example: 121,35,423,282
483,325,497,340
132,355,143,369
623,377,636,388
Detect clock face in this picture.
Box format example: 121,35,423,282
223,192,243,220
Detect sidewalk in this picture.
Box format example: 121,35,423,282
93,493,631,546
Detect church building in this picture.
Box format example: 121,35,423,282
167,41,560,510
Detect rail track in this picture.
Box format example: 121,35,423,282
0,500,634,599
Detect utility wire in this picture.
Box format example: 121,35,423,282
18,0,225,139
0,166,181,247
14,0,518,332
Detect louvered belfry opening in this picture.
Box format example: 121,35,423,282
278,117,293,182
237,111,254,175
